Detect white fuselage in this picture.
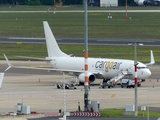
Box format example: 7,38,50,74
50,57,151,80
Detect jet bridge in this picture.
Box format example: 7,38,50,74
100,69,130,88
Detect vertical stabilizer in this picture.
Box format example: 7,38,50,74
43,21,68,57
0,73,4,89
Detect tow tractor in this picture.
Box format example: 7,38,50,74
56,77,79,89
99,79,115,89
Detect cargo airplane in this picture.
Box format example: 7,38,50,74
4,21,155,88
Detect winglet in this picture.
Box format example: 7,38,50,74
145,50,155,66
150,50,155,64
3,54,12,72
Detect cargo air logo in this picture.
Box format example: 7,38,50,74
95,61,122,72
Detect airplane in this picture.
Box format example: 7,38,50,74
134,0,160,6
4,21,155,88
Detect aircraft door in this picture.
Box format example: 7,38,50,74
128,64,133,74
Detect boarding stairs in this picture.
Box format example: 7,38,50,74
107,69,129,86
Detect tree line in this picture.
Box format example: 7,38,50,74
0,0,82,5
0,0,136,6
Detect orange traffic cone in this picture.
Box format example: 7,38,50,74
39,78,40,82
153,83,154,88
149,79,151,82
157,79,159,82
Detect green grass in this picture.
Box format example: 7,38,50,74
0,12,160,39
1,44,160,63
100,109,160,118
0,6,160,61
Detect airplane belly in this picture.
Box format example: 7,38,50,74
102,70,117,79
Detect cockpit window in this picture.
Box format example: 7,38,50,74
137,67,148,69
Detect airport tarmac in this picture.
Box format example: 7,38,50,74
0,60,160,114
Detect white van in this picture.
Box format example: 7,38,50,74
121,79,135,88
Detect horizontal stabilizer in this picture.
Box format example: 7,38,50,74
3,54,12,72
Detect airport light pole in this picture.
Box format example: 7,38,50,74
134,41,138,116
84,0,89,112
147,90,149,120
128,41,143,116
62,72,66,120
126,0,127,20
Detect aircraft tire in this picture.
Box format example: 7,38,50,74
57,85,60,89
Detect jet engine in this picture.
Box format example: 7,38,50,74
78,73,96,83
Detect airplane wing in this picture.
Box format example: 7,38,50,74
4,54,101,76
145,50,155,66
4,54,82,73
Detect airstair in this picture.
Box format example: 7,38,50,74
100,69,130,88
108,69,128,85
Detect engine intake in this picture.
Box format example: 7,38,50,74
78,73,96,83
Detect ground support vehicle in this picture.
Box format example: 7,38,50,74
56,77,79,89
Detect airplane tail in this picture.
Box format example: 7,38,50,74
43,21,69,58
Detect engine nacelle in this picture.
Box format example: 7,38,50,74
78,73,96,83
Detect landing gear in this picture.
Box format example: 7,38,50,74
57,84,60,89
141,79,145,82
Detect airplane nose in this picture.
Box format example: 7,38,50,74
139,69,151,79
145,69,151,78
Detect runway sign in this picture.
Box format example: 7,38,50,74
73,112,100,117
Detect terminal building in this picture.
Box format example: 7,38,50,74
87,0,118,7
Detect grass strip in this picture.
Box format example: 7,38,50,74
0,12,160,39
0,44,160,62
100,108,160,118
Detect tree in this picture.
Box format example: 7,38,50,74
0,0,7,4
62,0,83,5
118,0,136,6
28,0,41,5
41,0,54,5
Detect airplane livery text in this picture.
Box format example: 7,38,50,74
95,61,122,72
